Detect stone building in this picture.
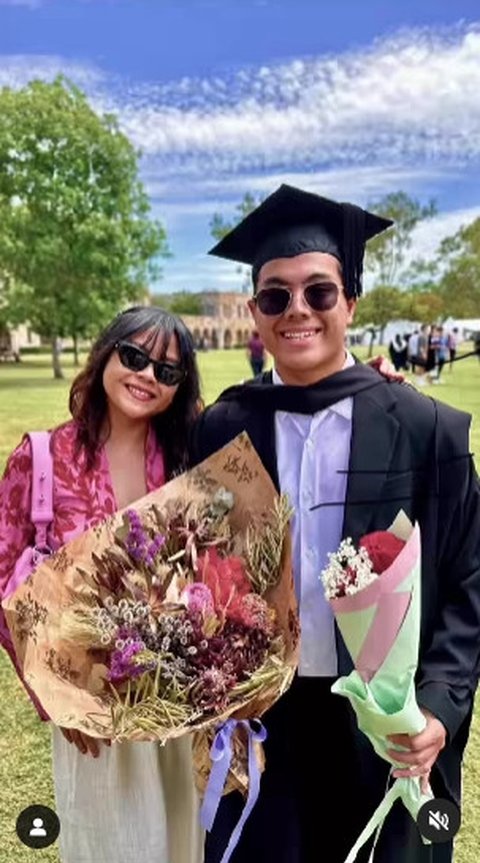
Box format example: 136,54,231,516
0,322,40,360
1,291,256,357
179,291,254,349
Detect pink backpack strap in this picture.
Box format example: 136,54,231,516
28,431,53,549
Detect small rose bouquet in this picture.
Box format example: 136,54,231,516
2,433,299,863
320,511,433,863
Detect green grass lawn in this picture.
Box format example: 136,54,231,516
0,346,479,862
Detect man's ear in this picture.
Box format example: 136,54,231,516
346,299,357,325
247,298,257,320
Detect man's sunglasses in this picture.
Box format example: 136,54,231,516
254,283,339,316
115,341,186,386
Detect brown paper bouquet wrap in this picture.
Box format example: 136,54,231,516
2,433,298,811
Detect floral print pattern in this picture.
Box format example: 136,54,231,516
0,420,166,600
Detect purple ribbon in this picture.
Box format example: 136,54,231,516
200,718,267,863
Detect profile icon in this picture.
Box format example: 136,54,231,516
16,804,60,849
29,817,47,837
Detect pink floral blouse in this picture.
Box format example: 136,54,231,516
0,420,166,597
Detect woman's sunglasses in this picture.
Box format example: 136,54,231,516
115,341,186,387
254,283,339,316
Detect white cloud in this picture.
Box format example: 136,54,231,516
157,256,245,293
146,164,454,216
2,25,480,181
0,0,43,6
408,205,480,262
2,23,480,295
114,26,480,175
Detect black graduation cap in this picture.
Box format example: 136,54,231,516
208,184,393,299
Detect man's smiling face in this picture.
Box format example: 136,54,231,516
248,251,356,385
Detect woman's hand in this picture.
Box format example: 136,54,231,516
59,726,111,758
368,355,405,382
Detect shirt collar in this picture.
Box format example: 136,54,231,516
272,353,354,420
272,351,355,383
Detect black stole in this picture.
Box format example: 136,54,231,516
217,364,390,488
217,363,387,414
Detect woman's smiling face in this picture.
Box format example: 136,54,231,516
102,330,181,423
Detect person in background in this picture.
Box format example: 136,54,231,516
0,306,204,863
431,325,450,384
246,329,266,376
474,331,480,363
388,333,408,372
406,329,419,374
191,184,480,863
411,324,430,386
425,322,437,381
447,327,460,370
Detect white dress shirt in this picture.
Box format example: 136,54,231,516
273,354,354,676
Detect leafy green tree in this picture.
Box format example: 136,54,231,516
437,218,480,318
152,291,203,316
0,76,168,377
365,192,437,286
354,285,407,355
210,192,262,242
210,193,264,294
401,289,445,323
399,257,440,294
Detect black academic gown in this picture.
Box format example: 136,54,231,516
190,368,480,863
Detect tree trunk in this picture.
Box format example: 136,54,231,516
367,329,376,358
51,336,64,379
73,333,80,366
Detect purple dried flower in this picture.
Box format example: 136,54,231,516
148,535,166,557
108,640,152,683
123,511,165,570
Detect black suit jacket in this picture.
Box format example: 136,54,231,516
189,371,480,803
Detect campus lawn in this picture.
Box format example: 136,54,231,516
0,347,479,862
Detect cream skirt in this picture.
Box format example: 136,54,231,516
52,726,204,863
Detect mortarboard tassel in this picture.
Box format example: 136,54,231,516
342,203,366,300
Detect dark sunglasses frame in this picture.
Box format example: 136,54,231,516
115,341,186,386
254,282,340,316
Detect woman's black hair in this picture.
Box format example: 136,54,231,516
69,305,202,477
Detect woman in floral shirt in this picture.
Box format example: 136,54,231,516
0,306,204,863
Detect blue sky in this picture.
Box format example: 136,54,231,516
1,0,480,294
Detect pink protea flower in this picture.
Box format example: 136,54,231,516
196,548,250,615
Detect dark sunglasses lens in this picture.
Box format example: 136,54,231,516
155,364,185,386
256,287,290,316
118,343,149,372
305,284,339,311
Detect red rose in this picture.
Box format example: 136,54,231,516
359,531,405,574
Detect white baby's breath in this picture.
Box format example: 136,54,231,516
321,538,378,599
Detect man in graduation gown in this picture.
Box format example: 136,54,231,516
190,185,480,863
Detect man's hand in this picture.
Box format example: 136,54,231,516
386,709,447,793
367,355,405,382
59,727,111,758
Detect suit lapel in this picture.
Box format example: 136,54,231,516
254,371,279,489
342,389,400,542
